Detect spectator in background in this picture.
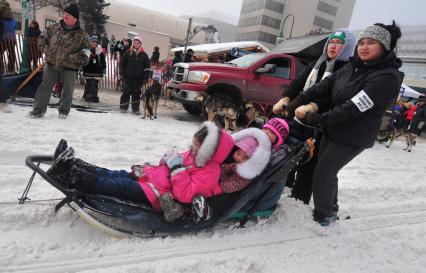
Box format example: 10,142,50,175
28,20,41,70
82,35,106,103
184,48,194,63
151,46,160,65
172,50,183,65
115,38,132,62
119,36,150,115
101,32,109,55
29,3,90,118
0,0,16,74
109,34,117,60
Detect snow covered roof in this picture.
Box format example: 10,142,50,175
170,41,270,53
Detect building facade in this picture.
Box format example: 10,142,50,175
398,25,426,92
236,0,356,49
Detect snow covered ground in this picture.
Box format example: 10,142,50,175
1,99,426,273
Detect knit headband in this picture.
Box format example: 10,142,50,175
358,25,391,51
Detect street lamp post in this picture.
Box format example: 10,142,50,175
276,14,295,45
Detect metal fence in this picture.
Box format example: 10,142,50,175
1,34,121,91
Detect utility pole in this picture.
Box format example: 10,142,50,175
183,17,193,62
19,0,34,74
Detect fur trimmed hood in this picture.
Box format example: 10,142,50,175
232,128,271,179
195,121,234,167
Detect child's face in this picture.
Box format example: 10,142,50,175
233,148,249,163
262,128,277,145
191,137,201,157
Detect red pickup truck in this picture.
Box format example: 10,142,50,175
167,52,308,116
167,32,333,116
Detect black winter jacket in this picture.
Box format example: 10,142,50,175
301,52,402,148
120,49,150,81
82,47,106,78
283,60,348,112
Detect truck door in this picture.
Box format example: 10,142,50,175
247,57,292,105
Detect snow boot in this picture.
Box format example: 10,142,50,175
158,192,184,222
313,209,337,226
191,195,212,223
53,139,68,161
46,147,75,184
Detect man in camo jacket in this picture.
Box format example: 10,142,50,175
30,3,90,118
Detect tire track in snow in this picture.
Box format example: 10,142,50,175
5,209,426,273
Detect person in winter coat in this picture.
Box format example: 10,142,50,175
29,3,90,118
220,129,272,193
272,29,357,205
109,34,118,60
191,127,272,222
151,46,160,65
82,36,106,103
28,20,41,70
119,36,150,114
172,50,183,65
100,32,109,55
115,38,132,60
403,101,416,130
289,21,403,226
47,121,235,222
184,48,194,63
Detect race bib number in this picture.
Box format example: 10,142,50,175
351,90,374,112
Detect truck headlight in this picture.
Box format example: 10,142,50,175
187,71,210,84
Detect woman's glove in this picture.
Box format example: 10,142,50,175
295,102,318,119
272,97,290,114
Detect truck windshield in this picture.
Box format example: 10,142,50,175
228,53,267,68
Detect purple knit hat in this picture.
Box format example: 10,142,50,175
235,137,258,158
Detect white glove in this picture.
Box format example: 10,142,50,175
163,146,178,163
295,102,319,119
272,97,290,114
95,46,102,55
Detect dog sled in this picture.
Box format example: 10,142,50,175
21,124,316,238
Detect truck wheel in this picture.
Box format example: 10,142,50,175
182,102,201,115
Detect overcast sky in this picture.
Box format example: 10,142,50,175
119,0,426,29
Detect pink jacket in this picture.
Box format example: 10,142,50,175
138,122,234,210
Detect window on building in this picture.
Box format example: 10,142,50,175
313,16,334,30
258,31,276,44
241,0,266,14
261,15,281,29
12,12,22,30
317,1,338,16
265,0,284,14
45,19,56,29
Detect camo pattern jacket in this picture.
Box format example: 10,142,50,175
38,20,90,70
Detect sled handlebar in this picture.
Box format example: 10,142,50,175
25,155,73,195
